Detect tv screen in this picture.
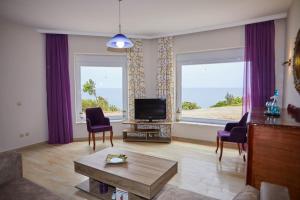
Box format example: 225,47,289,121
135,99,166,121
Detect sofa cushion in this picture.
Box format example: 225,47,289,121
153,185,217,200
232,185,259,200
0,178,62,200
260,182,290,200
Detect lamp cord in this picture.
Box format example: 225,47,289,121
118,0,122,33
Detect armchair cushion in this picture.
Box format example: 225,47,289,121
90,125,112,133
217,130,230,138
0,152,22,185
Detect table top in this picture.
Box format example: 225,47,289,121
248,108,300,128
74,148,177,199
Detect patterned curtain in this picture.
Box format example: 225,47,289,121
127,40,146,120
156,37,175,121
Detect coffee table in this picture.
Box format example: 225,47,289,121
74,148,178,200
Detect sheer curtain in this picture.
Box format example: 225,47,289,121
46,34,73,144
127,39,146,120
243,21,275,113
157,37,175,122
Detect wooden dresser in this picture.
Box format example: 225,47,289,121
247,108,300,200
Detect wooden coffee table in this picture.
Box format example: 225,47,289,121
74,148,178,200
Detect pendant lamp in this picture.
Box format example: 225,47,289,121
106,0,133,48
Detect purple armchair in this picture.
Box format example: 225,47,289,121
216,112,248,161
86,107,113,150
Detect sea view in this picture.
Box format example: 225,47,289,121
182,88,243,108
82,87,243,109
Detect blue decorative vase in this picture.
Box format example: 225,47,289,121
265,89,280,117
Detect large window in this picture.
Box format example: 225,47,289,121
75,55,127,122
176,48,244,124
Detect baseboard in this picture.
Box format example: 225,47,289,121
74,135,238,149
3,136,237,153
2,141,48,153
172,136,238,149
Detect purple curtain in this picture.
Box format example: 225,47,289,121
243,20,275,113
46,34,73,144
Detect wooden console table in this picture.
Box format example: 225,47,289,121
247,108,300,200
122,120,172,143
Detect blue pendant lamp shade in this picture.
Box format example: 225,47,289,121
106,0,133,49
106,33,133,48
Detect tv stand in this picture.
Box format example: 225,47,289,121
122,120,172,143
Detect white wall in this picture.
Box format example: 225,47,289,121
275,19,287,104
283,0,300,107
0,18,47,152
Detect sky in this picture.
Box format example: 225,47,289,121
182,62,244,88
81,66,122,88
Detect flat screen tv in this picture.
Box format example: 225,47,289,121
135,99,166,121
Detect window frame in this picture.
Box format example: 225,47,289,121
74,54,128,123
176,48,244,125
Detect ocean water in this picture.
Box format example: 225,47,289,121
182,88,243,108
82,88,243,109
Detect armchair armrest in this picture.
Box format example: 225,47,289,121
230,127,247,143
86,118,92,132
104,117,110,126
224,122,239,132
0,152,22,185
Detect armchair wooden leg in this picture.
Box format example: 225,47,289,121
103,132,105,143
88,132,91,145
242,143,246,162
237,143,241,155
110,130,113,147
92,132,96,151
219,141,224,161
215,136,219,153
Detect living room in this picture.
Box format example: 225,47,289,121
0,0,300,200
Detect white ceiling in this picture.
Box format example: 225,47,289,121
0,0,292,38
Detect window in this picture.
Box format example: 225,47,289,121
75,55,127,122
176,48,244,124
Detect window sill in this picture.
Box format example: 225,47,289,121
75,119,124,124
174,121,225,127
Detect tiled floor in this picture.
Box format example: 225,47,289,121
19,139,246,200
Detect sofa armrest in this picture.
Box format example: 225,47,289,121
260,182,290,200
0,151,22,185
